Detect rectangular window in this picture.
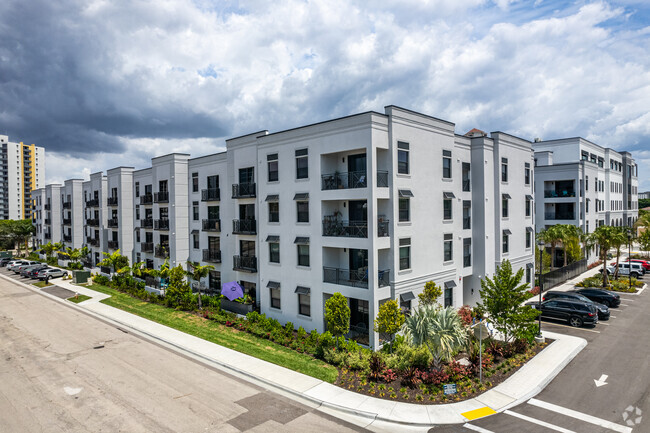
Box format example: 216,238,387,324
526,197,531,217
269,242,280,263
444,287,453,308
526,230,531,249
444,233,453,261
192,172,198,192
397,141,409,174
502,195,509,218
298,293,310,317
136,230,140,243
209,271,221,295
193,232,199,249
399,198,410,222
501,158,508,182
526,267,531,284
135,182,140,197
443,150,452,179
463,238,471,267
268,202,279,223
503,230,509,253
462,162,470,191
192,201,199,221
270,287,281,309
136,206,140,220
399,238,411,270
582,151,589,161
443,198,452,220
463,201,471,229
297,201,309,223
267,153,279,182
297,244,310,267
295,149,308,179
524,162,530,185
585,176,589,191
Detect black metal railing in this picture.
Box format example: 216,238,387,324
542,259,588,290
232,183,256,198
44,218,51,225
107,240,119,249
44,204,51,210
202,249,222,263
202,219,221,232
544,212,575,220
63,234,72,242
322,219,367,238
86,218,99,226
141,242,154,253
323,267,391,288
63,218,71,225
85,199,99,207
321,170,367,190
107,196,118,206
100,266,112,275
233,255,257,272
201,188,220,201
378,220,389,237
82,259,93,269
107,218,119,228
232,219,256,235
462,179,471,192
140,194,153,205
140,218,153,229
86,236,99,246
154,218,170,230
154,191,169,203
44,233,51,239
544,190,576,198
377,170,389,188
155,244,170,258
62,201,71,209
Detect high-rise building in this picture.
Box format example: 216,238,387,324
0,135,45,220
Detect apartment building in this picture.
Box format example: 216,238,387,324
61,179,84,248
533,138,639,265
83,173,107,265
32,184,63,246
106,167,135,262
0,135,45,220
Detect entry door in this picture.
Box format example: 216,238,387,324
349,249,368,271
348,200,367,223
347,154,367,187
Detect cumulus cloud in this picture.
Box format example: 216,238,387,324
0,0,648,188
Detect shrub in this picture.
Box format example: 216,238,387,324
385,343,431,372
368,353,385,381
382,369,397,383
421,369,450,386
296,326,307,340
93,274,111,286
401,367,423,389
446,360,471,381
457,305,473,327
323,347,348,366
347,349,370,371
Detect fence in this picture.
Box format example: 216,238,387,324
541,258,588,290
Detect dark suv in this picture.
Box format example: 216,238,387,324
574,288,621,308
527,299,598,327
542,291,610,320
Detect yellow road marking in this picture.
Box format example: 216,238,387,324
462,406,497,420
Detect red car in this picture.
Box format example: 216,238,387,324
610,259,650,271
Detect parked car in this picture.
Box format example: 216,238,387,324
6,260,28,271
13,260,40,274
601,263,645,279
26,265,50,279
0,257,14,267
542,291,610,320
527,299,598,327
574,288,621,307
20,264,48,278
36,268,68,280
610,259,650,271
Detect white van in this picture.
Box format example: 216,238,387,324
603,262,645,279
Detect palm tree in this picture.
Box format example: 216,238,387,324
610,227,628,280
402,306,467,370
98,250,129,273
185,260,215,309
42,242,55,259
538,225,564,269
561,225,584,266
589,225,617,287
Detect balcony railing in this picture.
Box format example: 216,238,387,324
377,170,389,188
322,219,367,238
107,240,119,249
202,219,221,232
44,233,51,240
86,236,99,246
82,259,93,269
544,212,576,220
233,255,257,272
544,190,576,198
87,218,99,226
232,219,256,235
141,242,154,253
201,188,220,201
323,267,391,289
140,218,153,229
140,194,153,205
107,218,119,228
62,201,71,209
63,234,72,242
321,170,367,190
100,266,112,275
463,216,471,230
63,218,71,225
378,220,389,237
154,191,169,203
85,199,99,207
155,244,170,258
232,183,256,198
154,218,170,230
44,218,51,225
44,204,51,210
107,196,118,206
202,249,222,263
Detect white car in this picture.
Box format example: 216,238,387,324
602,262,644,279
6,260,28,271
13,260,40,273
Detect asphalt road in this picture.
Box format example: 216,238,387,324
0,274,365,433
434,285,650,432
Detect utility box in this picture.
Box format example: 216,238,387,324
73,270,91,284
0,251,12,258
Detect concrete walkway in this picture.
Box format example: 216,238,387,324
3,274,588,431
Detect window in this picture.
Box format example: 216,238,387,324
297,201,309,223
502,194,509,218
297,244,310,267
526,229,532,249
399,198,410,222
208,271,221,295
192,172,198,192
463,238,471,267
525,196,532,217
135,182,140,197
444,233,453,261
501,158,508,182
463,201,471,229
443,150,452,179
397,141,409,174
462,162,470,191
524,162,530,185
192,232,199,249
399,238,411,270
526,267,531,284
192,201,199,221
298,291,310,317
136,206,140,220
582,151,589,161
586,175,589,191
135,230,140,243
269,286,281,309
502,230,510,253
295,149,308,179
268,201,279,223
586,199,590,213
443,198,452,220
444,285,453,307
269,242,280,263
267,153,279,182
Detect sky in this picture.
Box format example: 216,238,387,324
0,0,649,189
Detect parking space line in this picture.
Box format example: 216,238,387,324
528,398,633,433
610,315,617,319
619,304,630,307
463,423,495,433
504,410,576,432
542,322,601,333
598,322,610,325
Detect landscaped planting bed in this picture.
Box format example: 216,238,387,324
575,275,642,293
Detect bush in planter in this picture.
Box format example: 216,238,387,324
93,274,111,286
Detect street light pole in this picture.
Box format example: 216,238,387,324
627,231,632,293
537,240,545,342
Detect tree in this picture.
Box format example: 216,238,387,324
561,225,584,265
638,230,650,259
373,300,404,352
402,306,467,370
98,250,130,272
185,260,214,309
165,265,192,309
609,227,628,279
537,226,564,269
42,242,56,259
589,225,617,287
418,281,443,308
476,260,540,343
324,293,350,347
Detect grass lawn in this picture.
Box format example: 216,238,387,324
67,294,91,303
86,284,338,383
33,281,53,288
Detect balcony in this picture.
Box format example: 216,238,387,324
232,182,256,198
107,218,119,228
63,234,72,242
86,236,99,246
202,219,221,232
140,218,153,229
201,188,220,201
321,171,367,190
44,218,51,225
44,204,51,210
544,190,576,198
107,196,118,206
154,191,169,203
85,199,99,207
544,212,576,220
44,233,51,240
202,249,222,263
154,218,169,230
141,242,154,253
86,218,99,226
377,171,389,188
140,194,153,205
322,219,367,238
155,244,170,258
62,201,71,209
323,267,391,289
63,218,71,225
377,219,389,237
232,219,256,235
233,255,257,272
107,240,119,249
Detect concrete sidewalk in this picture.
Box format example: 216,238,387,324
4,274,588,431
